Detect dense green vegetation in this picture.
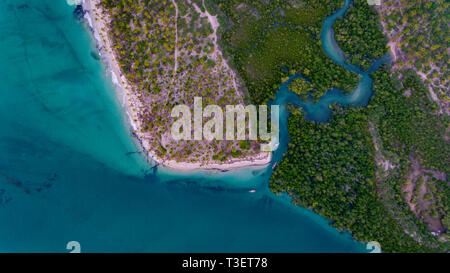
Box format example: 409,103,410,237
270,64,448,252
369,67,449,246
209,0,359,105
370,69,449,174
334,0,388,70
289,78,314,101
270,105,435,252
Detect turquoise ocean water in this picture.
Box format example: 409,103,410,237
0,0,383,252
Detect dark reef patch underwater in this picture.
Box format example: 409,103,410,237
73,5,85,21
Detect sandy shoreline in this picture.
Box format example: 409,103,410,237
81,0,271,171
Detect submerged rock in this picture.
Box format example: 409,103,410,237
73,5,85,22
90,51,100,61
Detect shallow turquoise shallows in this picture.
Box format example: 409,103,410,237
0,0,380,252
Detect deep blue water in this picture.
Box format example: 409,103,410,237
0,0,385,252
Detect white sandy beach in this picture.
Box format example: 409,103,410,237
82,0,271,171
